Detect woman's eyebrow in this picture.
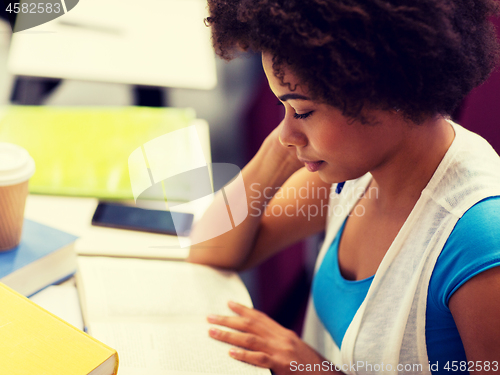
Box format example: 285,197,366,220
278,93,311,101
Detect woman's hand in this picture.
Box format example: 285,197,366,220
207,301,339,375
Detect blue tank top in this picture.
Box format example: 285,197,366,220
312,196,500,374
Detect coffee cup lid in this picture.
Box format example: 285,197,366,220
0,143,36,186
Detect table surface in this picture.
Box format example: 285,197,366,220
24,194,211,259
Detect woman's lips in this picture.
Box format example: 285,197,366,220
299,159,324,172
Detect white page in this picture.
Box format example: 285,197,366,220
77,257,253,320
90,321,269,375
29,284,84,330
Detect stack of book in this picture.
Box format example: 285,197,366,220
0,219,119,375
0,219,78,297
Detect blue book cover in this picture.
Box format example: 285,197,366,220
0,219,78,295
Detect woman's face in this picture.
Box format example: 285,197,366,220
262,53,409,184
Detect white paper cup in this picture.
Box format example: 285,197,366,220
0,143,35,251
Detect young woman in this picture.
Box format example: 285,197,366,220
188,1,500,374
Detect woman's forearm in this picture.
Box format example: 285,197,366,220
187,133,301,270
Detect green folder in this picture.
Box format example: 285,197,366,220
0,106,196,199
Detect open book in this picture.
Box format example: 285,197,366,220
76,256,271,375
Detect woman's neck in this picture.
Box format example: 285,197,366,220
368,116,455,213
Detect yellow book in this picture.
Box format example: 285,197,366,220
0,282,118,375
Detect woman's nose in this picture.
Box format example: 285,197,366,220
279,116,307,148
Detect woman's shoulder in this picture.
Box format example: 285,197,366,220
447,195,500,251
429,196,500,310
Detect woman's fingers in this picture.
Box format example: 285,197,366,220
208,327,267,352
207,313,261,334
227,300,254,315
207,303,328,374
228,348,273,369
227,301,292,334
207,301,276,334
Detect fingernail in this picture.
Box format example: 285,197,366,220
209,328,220,336
229,348,241,357
207,314,219,322
228,301,238,308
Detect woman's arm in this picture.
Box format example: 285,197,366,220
449,266,500,374
187,122,331,270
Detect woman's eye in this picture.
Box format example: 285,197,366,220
293,111,314,120
276,100,313,119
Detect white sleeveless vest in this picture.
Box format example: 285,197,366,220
302,122,500,374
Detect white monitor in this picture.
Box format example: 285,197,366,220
7,0,217,90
